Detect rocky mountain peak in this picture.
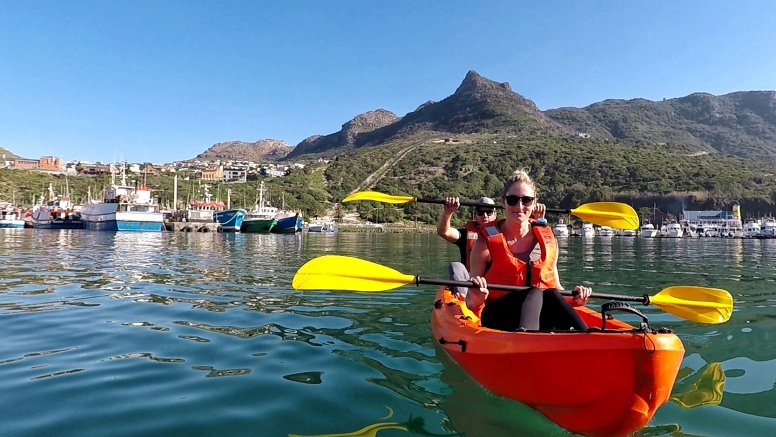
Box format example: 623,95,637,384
196,139,293,162
454,70,513,97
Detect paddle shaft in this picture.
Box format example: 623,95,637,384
416,198,570,214
416,277,650,305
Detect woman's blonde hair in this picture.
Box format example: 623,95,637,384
503,168,537,196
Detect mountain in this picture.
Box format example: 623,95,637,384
286,109,400,158
0,146,22,161
195,139,293,162
546,91,776,160
285,70,568,159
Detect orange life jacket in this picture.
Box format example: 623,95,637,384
478,219,559,301
464,220,479,270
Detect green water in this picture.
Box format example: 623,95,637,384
0,230,774,437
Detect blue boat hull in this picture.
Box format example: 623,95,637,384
273,214,303,234
82,220,163,231
214,209,246,232
34,220,84,230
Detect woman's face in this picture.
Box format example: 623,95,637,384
502,181,536,223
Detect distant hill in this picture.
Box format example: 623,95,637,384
195,139,293,162
546,91,776,160
0,146,22,161
285,71,569,159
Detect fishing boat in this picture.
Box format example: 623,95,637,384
0,203,25,228
241,181,278,233
431,288,684,437
271,194,303,234
214,209,247,232
79,164,164,231
30,184,83,230
186,185,224,222
553,220,569,237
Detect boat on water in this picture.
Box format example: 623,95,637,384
273,211,303,234
214,209,247,232
79,165,164,231
596,225,614,237
30,184,83,230
0,204,25,228
617,229,636,237
431,287,684,437
743,220,761,238
308,221,338,233
665,222,683,238
639,223,657,238
553,220,569,237
186,185,224,222
760,218,776,238
580,222,595,238
241,181,278,233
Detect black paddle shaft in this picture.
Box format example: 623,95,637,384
415,198,569,214
415,277,650,305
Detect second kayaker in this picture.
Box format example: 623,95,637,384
465,168,593,331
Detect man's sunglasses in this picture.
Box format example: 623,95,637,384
504,195,535,206
475,209,495,216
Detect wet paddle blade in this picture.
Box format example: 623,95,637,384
292,255,417,292
569,202,640,230
650,286,733,324
342,191,415,204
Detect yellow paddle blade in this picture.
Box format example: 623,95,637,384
292,255,417,292
670,362,725,409
651,286,733,324
342,191,415,204
570,202,640,230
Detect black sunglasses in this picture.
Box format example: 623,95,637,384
475,209,495,216
504,195,535,206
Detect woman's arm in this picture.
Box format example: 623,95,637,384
465,239,490,312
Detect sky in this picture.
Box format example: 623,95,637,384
1,1,774,164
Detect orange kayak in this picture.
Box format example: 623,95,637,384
430,288,685,437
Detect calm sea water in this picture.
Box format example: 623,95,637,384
1,229,774,437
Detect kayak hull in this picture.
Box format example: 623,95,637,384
430,288,685,437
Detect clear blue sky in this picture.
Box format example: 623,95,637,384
1,1,774,164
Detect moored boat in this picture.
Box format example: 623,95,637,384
553,220,569,237
431,288,684,437
214,209,247,232
580,222,595,237
30,185,83,230
666,222,683,238
639,223,657,238
0,205,25,228
186,185,224,222
273,211,302,233
596,225,614,237
241,182,277,233
79,165,164,231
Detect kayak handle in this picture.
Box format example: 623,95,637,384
438,337,467,353
600,302,649,330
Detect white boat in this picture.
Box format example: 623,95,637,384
760,218,776,238
580,223,595,238
639,223,658,238
0,203,25,228
186,185,224,222
80,164,164,231
696,224,719,238
743,220,761,238
30,184,83,229
666,223,683,238
553,220,569,237
618,229,636,237
308,221,338,233
241,181,279,233
597,226,614,237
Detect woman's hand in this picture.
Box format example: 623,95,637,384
572,285,592,306
466,276,489,311
532,202,546,220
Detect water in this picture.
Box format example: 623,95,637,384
0,230,774,437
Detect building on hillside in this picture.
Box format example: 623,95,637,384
13,158,40,169
200,165,224,181
223,167,247,182
38,156,64,171
81,164,112,175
